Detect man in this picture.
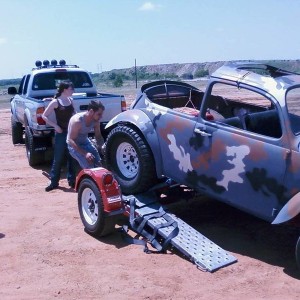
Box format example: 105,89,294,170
67,100,105,169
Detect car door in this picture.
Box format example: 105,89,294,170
188,83,288,221
153,105,199,184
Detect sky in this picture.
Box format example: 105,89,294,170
1,0,300,79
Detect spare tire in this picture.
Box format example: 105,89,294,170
105,125,157,194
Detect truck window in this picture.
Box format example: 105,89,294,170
204,83,282,138
32,71,93,90
18,76,26,94
23,75,30,95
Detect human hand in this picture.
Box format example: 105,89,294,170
85,152,95,163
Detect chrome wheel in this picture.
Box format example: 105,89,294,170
81,187,98,226
116,142,139,178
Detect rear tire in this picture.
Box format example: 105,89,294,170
78,178,116,237
105,125,157,194
25,126,45,166
11,116,24,144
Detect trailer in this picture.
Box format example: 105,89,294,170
76,167,238,272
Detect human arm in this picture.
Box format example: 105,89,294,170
42,99,62,133
94,122,104,152
67,119,95,163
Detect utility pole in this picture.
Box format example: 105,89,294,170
97,63,102,74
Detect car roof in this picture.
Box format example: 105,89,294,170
211,62,300,94
141,80,200,92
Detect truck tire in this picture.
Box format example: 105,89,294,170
11,116,24,144
105,125,157,194
78,178,116,237
25,126,45,166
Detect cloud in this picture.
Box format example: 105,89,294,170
138,2,161,11
0,38,7,45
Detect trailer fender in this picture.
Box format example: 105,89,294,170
272,193,300,224
75,167,124,213
105,109,164,177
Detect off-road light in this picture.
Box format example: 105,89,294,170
51,59,57,66
35,60,42,67
59,59,66,66
43,60,50,66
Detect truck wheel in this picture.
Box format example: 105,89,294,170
78,178,116,237
25,126,44,166
105,125,157,194
11,116,24,144
296,236,300,270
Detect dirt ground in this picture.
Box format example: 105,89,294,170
1,108,300,300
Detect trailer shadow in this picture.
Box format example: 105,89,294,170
164,196,300,279
84,215,158,251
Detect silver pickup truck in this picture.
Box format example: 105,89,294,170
9,59,126,166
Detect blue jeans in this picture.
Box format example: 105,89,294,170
50,132,76,186
68,141,101,169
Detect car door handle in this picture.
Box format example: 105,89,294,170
194,128,212,137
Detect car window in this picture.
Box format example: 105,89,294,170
204,83,282,138
286,87,300,135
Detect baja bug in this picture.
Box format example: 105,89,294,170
76,62,300,271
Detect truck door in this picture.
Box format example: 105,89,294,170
189,83,287,221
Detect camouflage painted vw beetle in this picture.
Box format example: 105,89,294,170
105,62,300,267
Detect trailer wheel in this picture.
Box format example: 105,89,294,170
78,178,116,237
25,126,44,166
11,116,24,144
296,236,300,270
105,125,157,194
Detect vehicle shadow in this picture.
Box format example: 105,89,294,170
80,194,300,278
0,233,5,239
83,215,145,250
165,196,300,279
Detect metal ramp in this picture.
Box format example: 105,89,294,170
123,192,237,272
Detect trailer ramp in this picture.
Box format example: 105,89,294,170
123,192,237,272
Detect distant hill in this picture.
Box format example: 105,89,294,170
93,59,300,83
2,59,300,88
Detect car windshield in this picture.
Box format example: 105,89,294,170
32,71,93,90
286,87,300,135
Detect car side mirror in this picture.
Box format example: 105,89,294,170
8,87,17,95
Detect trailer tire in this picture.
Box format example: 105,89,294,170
78,178,116,237
25,125,45,166
296,236,300,270
105,125,157,194
11,116,24,144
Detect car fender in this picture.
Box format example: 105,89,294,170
24,107,33,128
272,193,300,224
106,109,164,178
10,97,18,120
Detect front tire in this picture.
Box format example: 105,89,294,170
25,126,45,166
11,116,24,144
78,178,116,237
105,125,157,194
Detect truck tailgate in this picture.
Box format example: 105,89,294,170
73,95,123,122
